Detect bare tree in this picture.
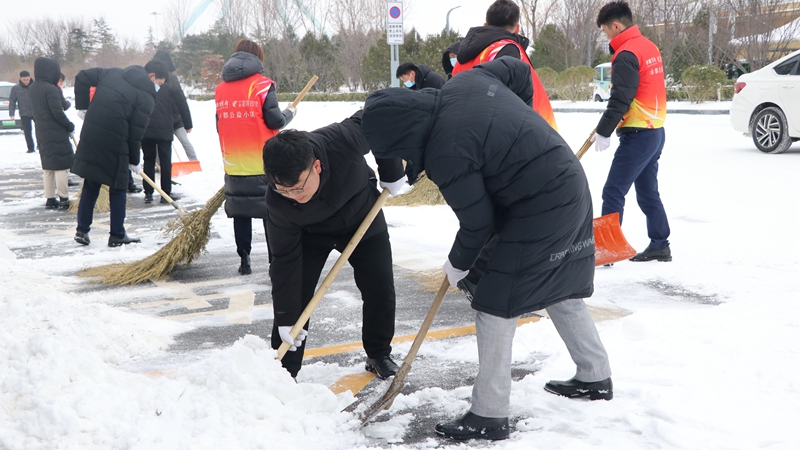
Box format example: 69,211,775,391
520,0,559,40
334,29,381,91
9,20,39,60
330,0,384,34
632,0,699,75
217,0,250,38
551,0,602,67
165,0,196,43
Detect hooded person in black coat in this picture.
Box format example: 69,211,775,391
152,50,197,161
362,57,612,440
141,59,177,204
261,110,406,380
31,57,75,209
395,62,446,90
441,41,461,79
71,64,161,247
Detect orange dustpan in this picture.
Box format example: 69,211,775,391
171,147,202,178
575,129,638,266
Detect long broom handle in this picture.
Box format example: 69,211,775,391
395,277,449,377
277,188,391,360
575,128,596,161
140,172,188,215
290,75,319,108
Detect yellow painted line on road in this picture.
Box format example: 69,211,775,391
307,316,540,358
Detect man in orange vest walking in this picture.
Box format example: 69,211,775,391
594,1,671,262
452,0,557,131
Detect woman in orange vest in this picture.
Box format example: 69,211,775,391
215,39,295,275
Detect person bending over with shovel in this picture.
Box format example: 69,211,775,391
362,57,612,441
262,110,407,380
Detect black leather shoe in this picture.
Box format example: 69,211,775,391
45,198,58,209
365,355,399,379
68,178,79,187
144,193,153,204
127,184,142,193
108,234,141,247
58,196,70,209
630,245,672,262
457,278,476,302
434,411,510,440
74,231,90,245
544,377,613,400
238,250,251,275
160,194,179,204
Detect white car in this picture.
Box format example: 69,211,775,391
730,49,800,153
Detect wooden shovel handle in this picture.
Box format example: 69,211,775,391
290,75,319,108
277,188,391,360
575,128,596,161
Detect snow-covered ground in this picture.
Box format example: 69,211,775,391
1,96,799,449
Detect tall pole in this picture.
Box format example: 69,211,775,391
151,12,160,43
446,5,461,36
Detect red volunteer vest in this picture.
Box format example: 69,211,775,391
609,26,666,130
452,39,558,131
215,73,279,176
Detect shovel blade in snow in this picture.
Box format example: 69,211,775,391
593,212,637,266
171,160,202,178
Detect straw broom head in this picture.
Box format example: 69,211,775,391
68,184,112,213
77,187,226,285
385,172,446,206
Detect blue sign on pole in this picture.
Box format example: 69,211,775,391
389,6,401,19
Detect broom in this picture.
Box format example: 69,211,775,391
77,187,225,285
68,182,111,213
77,76,320,285
385,172,445,206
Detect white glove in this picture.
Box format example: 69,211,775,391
443,259,469,288
77,110,86,120
379,175,408,196
594,134,611,152
278,326,308,352
287,105,297,116
129,163,142,175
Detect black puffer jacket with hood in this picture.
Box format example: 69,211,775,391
217,51,293,219
30,57,75,171
405,64,446,90
362,57,595,318
441,41,461,79
152,50,193,130
72,66,156,190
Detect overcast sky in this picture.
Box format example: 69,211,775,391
2,0,495,47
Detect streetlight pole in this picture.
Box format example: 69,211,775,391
151,12,160,43
446,5,461,37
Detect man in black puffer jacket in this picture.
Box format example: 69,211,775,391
152,50,197,161
262,111,406,380
141,60,177,204
30,57,75,209
395,62,446,90
363,57,612,441
72,64,164,247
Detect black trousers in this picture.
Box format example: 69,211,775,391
233,216,272,263
271,228,397,378
141,139,172,196
20,116,35,152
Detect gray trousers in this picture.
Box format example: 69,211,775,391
173,127,197,161
471,298,611,418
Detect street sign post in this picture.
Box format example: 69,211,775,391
387,2,403,87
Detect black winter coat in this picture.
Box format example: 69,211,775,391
152,51,193,130
363,58,595,318
9,80,33,117
143,82,176,142
31,57,75,171
407,64,446,90
266,110,404,326
217,51,293,219
441,41,461,79
72,66,156,190
457,26,529,64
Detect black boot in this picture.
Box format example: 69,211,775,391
434,411,510,440
238,250,251,275
74,231,90,245
58,196,70,209
630,245,672,262
45,198,58,209
127,183,142,193
108,234,142,247
544,377,613,400
365,355,399,379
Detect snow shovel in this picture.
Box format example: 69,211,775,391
574,128,637,265
139,172,188,215
355,276,450,425
277,187,390,360
171,147,202,178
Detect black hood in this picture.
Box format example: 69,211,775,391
362,88,439,185
123,65,158,98
441,41,461,75
457,26,529,64
33,57,61,85
222,52,265,82
153,50,176,72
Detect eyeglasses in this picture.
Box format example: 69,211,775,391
273,167,313,196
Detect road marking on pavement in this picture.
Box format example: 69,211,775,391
306,315,541,358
